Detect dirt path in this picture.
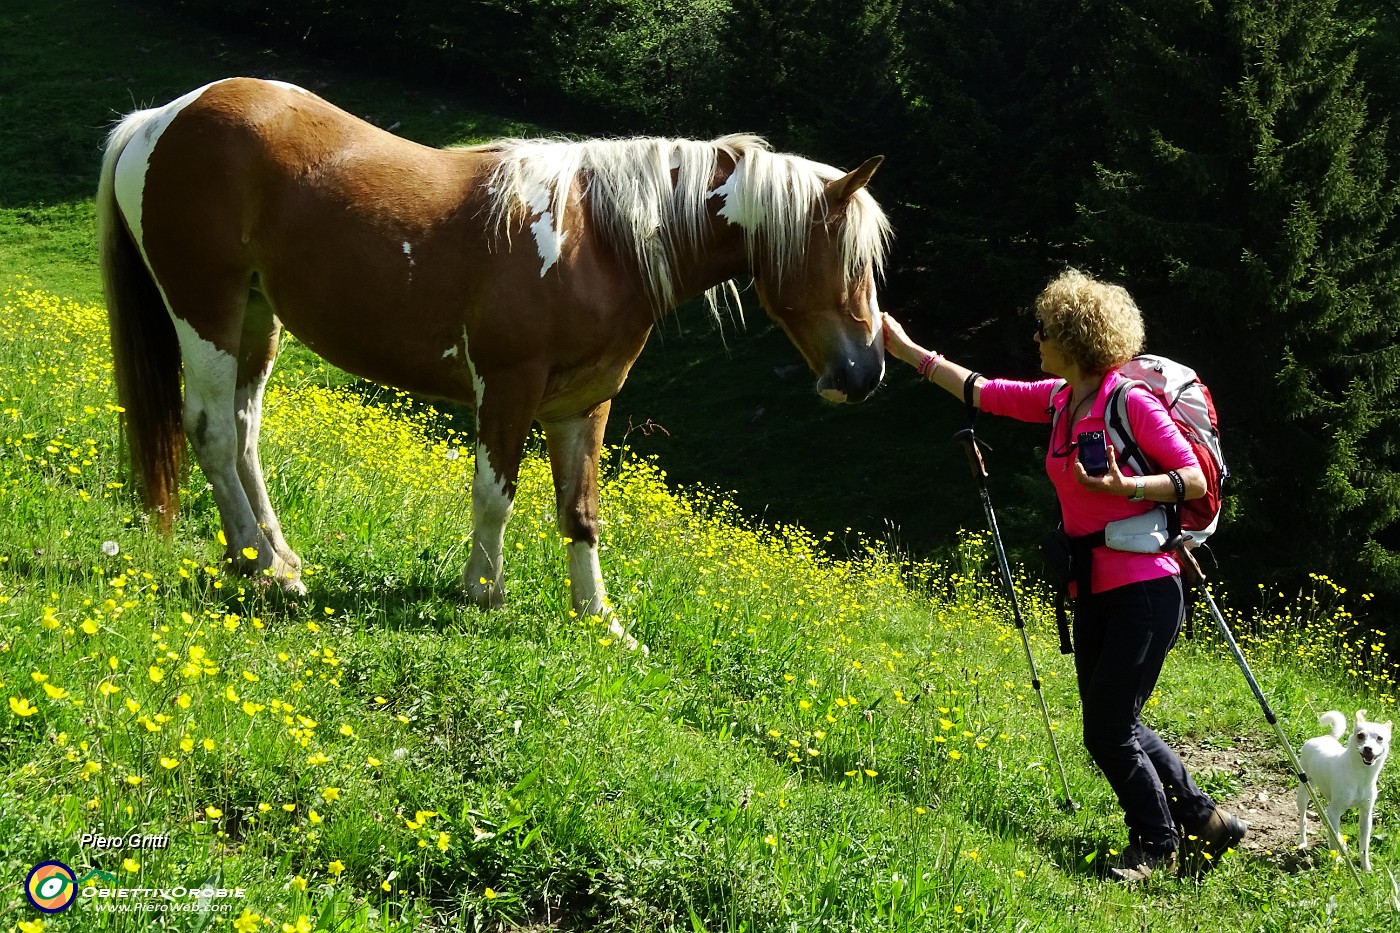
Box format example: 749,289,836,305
1179,735,1338,870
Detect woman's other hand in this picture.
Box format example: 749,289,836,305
1073,444,1133,496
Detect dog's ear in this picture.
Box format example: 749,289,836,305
1355,709,1369,726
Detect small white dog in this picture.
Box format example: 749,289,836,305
1297,709,1391,870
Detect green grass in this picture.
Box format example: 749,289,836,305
2,285,1398,932
2,1,1400,931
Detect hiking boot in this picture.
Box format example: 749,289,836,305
1107,843,1177,883
1178,807,1247,878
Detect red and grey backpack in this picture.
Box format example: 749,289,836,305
1105,354,1227,547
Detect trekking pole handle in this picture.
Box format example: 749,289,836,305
1177,543,1205,584
952,427,988,481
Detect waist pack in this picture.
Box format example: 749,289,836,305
1042,509,1197,654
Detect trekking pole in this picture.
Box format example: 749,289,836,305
1177,547,1364,888
954,426,1077,811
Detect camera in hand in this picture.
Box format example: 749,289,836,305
1077,430,1109,476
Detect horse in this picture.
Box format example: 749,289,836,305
97,77,890,648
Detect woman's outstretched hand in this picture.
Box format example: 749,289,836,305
881,313,921,366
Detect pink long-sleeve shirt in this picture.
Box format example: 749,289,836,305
979,369,1199,594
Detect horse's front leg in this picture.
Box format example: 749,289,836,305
542,401,643,652
463,372,541,610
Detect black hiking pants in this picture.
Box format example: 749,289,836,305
1073,574,1216,853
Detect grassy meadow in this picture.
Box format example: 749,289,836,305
4,2,1400,932
3,279,1398,933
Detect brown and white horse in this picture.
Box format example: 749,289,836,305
97,78,889,646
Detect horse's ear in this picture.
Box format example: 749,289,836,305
827,155,885,205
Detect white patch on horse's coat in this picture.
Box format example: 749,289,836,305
169,314,238,388
567,541,607,616
567,541,641,651
464,438,514,605
525,188,567,276
112,80,229,257
707,163,757,230
462,326,486,408
402,241,414,263
868,290,883,347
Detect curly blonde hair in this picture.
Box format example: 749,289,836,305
1035,269,1144,374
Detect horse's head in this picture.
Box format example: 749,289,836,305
752,155,889,404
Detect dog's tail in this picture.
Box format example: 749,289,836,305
1319,710,1347,740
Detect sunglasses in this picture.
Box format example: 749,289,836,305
1035,318,1054,341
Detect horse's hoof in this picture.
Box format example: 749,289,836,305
606,616,647,655
266,553,307,595
252,565,306,596
277,574,308,597
464,574,505,610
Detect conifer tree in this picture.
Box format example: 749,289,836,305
1082,0,1400,602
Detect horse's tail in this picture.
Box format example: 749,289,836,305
98,111,185,529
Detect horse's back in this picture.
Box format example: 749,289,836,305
120,80,500,390
140,79,482,223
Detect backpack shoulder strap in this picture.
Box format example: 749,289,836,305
1106,379,1152,476
1108,378,1187,551
1046,379,1070,432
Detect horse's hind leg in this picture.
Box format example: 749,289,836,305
168,284,303,594
234,290,303,582
542,401,641,652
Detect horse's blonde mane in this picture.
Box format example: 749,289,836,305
475,134,890,318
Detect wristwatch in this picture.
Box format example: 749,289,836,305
1129,475,1147,502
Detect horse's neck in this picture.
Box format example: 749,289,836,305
663,154,753,308
665,217,749,309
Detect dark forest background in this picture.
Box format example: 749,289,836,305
144,0,1400,627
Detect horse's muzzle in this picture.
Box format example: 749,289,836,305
817,357,884,404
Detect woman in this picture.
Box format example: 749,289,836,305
883,268,1246,882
